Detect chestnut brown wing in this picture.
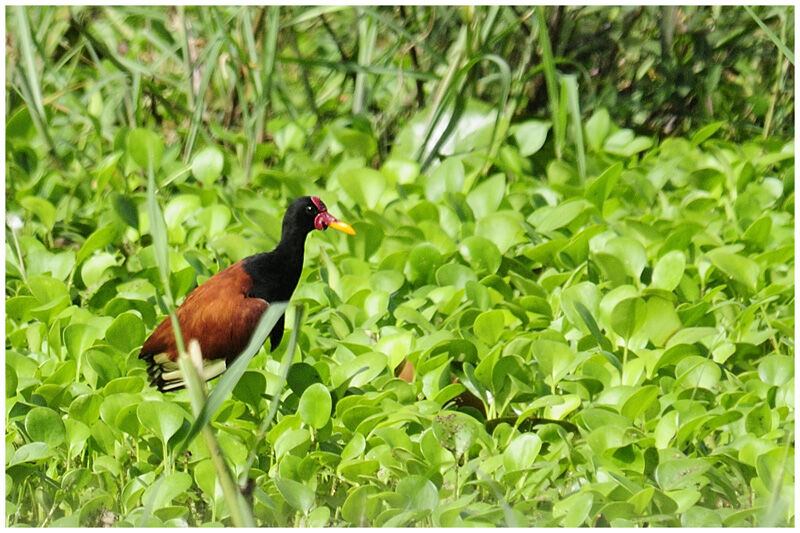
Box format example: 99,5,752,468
139,260,268,390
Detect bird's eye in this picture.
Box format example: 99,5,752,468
305,205,315,214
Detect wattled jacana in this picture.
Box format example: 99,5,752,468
139,196,355,391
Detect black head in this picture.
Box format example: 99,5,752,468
282,196,356,238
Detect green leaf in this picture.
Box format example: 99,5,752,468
105,311,145,353
473,310,504,346
610,297,647,340
503,433,542,472
675,356,721,389
298,383,332,429
276,478,315,515
128,128,165,171
137,400,185,444
640,297,682,347
585,162,622,209
602,237,647,281
512,120,550,156
9,442,53,466
561,281,600,334
426,158,464,202
191,146,224,185
758,354,793,386
396,475,438,512
585,108,611,151
339,167,386,209
651,250,686,291
436,263,477,289
655,458,710,491
466,174,505,219
19,196,56,231
286,362,323,397
553,491,593,527
112,193,139,229
706,248,760,293
406,242,443,285
232,370,267,408
474,211,524,254
458,236,501,273
24,406,66,447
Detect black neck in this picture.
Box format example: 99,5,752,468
242,228,310,302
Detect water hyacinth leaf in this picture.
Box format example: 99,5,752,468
137,400,185,445
25,406,66,447
758,354,793,386
436,263,477,289
512,120,550,156
561,281,600,334
503,433,542,472
105,311,145,353
474,212,524,254
585,162,622,209
9,442,53,466
610,297,647,340
603,237,647,281
675,356,721,389
406,242,443,284
286,362,323,397
425,158,464,202
459,236,501,273
532,339,576,387
473,309,504,346
232,370,267,408
706,249,760,293
76,225,118,264
651,250,686,291
553,491,593,527
339,167,386,209
19,196,56,231
640,297,682,347
655,458,710,491
128,128,165,171
276,477,315,515
466,174,505,219
396,475,438,512
298,383,332,429
191,146,224,185
585,108,611,151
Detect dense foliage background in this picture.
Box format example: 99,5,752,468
6,6,794,527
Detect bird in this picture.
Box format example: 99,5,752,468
139,196,355,391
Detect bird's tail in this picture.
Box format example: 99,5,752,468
140,351,227,392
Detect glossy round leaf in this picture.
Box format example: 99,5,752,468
473,310,504,346
191,146,224,185
276,477,315,515
127,128,164,171
503,433,542,472
610,297,647,340
758,354,793,386
396,475,438,512
651,250,686,291
25,407,66,447
105,312,145,353
458,236,501,273
406,242,443,284
298,383,332,429
137,400,185,444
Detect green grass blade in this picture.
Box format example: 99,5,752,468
239,303,304,485
562,74,586,181
743,6,794,65
536,7,561,159
177,301,288,453
353,8,377,115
